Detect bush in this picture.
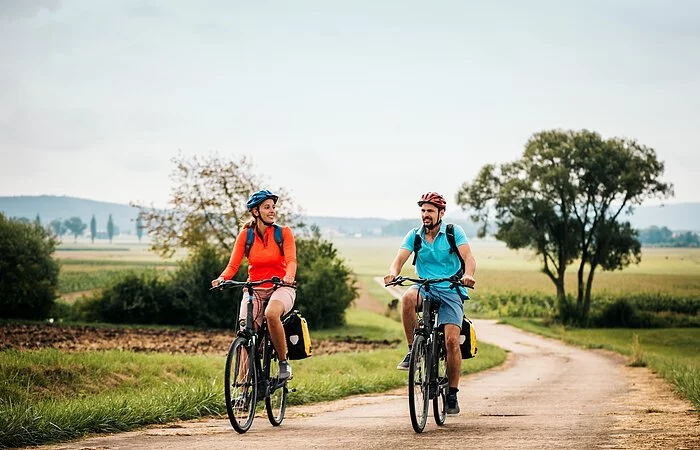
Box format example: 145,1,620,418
93,271,172,324
168,245,246,328
75,230,357,329
295,230,357,329
0,214,59,319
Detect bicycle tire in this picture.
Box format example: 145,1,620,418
408,334,429,433
264,338,287,426
433,334,447,425
225,337,257,433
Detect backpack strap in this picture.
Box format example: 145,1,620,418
245,225,285,258
244,226,255,258
273,224,284,256
411,227,422,266
446,224,466,277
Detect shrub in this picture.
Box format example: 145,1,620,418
295,230,357,329
77,230,357,329
0,214,59,319
168,245,246,328
96,271,172,324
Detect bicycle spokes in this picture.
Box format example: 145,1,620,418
409,336,429,433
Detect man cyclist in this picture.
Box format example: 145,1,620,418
212,189,297,380
383,192,476,414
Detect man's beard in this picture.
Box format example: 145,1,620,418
423,218,440,230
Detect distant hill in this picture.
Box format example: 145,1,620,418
0,195,141,234
1,195,698,236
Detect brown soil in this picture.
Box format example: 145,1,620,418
0,323,397,355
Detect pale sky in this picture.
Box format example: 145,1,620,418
1,0,698,219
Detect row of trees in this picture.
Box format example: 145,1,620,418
34,214,145,243
638,226,699,247
47,215,116,243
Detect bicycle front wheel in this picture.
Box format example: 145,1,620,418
225,337,257,433
264,340,287,426
408,335,429,433
433,335,447,425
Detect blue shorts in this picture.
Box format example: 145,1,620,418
410,285,464,327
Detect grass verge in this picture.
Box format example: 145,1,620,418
0,342,505,447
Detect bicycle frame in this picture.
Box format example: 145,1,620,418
212,277,295,432
385,275,463,432
237,282,289,401
415,285,445,401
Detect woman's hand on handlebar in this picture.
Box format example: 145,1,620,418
283,275,296,286
211,276,224,288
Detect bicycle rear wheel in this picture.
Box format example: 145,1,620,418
264,339,287,426
433,335,447,425
408,335,429,433
225,337,257,433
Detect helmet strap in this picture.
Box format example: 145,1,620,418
253,208,275,227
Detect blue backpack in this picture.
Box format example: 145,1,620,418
244,225,284,257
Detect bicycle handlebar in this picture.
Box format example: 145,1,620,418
210,276,297,291
385,275,472,289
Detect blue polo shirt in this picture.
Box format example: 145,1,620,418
401,222,469,295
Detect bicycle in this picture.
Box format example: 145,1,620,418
385,275,468,433
210,276,297,434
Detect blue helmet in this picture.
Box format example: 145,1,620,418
246,189,279,210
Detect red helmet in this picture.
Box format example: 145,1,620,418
417,192,447,209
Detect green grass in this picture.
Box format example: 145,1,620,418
500,318,700,410
0,343,506,447
58,270,130,295
313,307,404,342
357,274,396,306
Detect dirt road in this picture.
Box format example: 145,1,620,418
43,319,699,449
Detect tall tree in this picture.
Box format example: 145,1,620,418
34,214,41,227
64,217,87,243
134,153,302,257
457,129,672,322
107,214,115,243
49,218,67,238
90,214,97,243
135,213,144,242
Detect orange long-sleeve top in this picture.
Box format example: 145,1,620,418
219,225,296,287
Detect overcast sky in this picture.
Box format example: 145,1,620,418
1,0,698,219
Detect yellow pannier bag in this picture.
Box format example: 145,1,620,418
459,316,477,359
284,311,312,360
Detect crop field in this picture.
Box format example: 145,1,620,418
332,237,700,299
56,243,181,301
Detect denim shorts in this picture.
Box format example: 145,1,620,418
409,284,464,327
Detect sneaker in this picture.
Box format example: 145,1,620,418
396,352,410,370
234,393,249,411
446,393,460,415
278,360,293,380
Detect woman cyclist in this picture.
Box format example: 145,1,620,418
211,189,297,380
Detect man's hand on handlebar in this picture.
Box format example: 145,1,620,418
460,274,476,289
383,273,398,285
